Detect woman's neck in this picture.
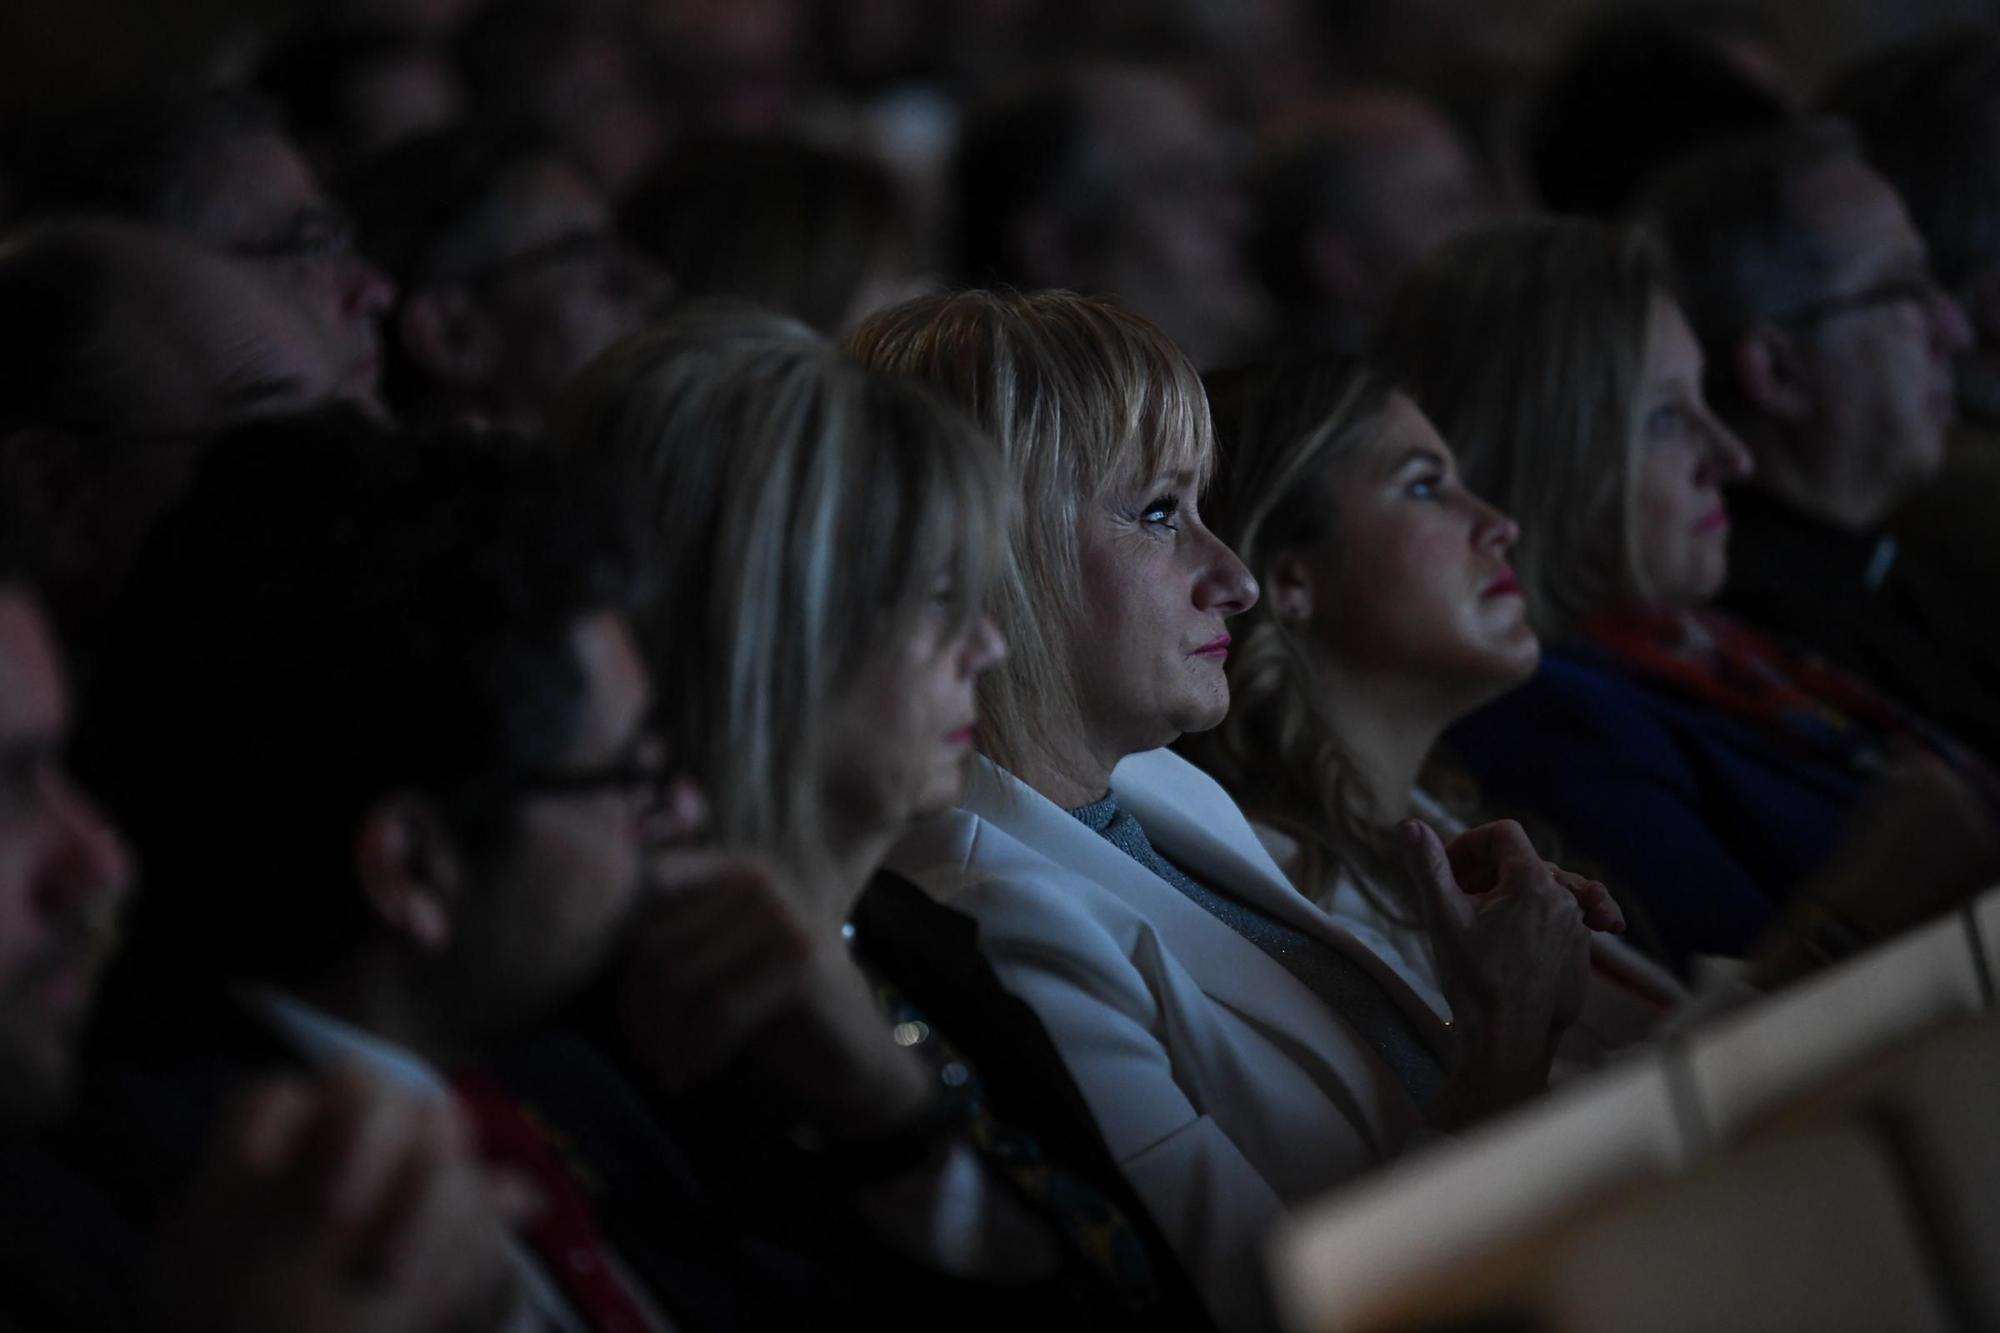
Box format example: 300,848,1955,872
818,823,900,932
1314,667,1453,824
1009,727,1125,811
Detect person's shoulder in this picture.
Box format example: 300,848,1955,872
1459,651,1678,751
890,805,1167,987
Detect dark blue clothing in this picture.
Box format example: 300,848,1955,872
1448,647,1868,971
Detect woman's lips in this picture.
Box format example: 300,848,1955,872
1192,634,1231,659
1694,507,1730,534
945,723,978,745
1482,569,1521,598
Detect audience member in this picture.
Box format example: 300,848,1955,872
1527,4,1790,217
1380,218,2000,969
9,90,397,415
623,138,927,334
557,304,1215,1329
852,289,1594,1333
1640,121,2000,766
641,0,810,137
1822,28,2000,726
256,23,467,176
0,528,527,1333
1824,28,2000,426
0,218,341,669
953,68,1268,369
459,0,672,198
1188,358,1675,1064
347,128,669,433
71,411,1092,1330
1251,86,1493,356
66,416,734,1329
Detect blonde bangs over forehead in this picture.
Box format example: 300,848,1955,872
552,303,1008,883
848,288,1213,773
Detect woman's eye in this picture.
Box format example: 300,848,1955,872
1406,474,1444,501
1140,494,1182,529
1647,403,1693,439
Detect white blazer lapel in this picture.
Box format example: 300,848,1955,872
1114,749,1455,1049
961,757,1427,1148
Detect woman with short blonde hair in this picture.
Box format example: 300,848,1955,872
848,289,1215,783
852,289,1594,1333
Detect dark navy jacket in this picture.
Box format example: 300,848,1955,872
1448,648,1868,971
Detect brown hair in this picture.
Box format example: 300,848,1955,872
1376,218,1665,637
1189,357,1415,919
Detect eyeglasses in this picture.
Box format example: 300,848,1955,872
225,208,360,265
508,733,671,806
1771,270,1948,327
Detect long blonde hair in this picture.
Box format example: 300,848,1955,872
551,303,1008,891
1376,219,1666,638
1188,357,1418,921
847,289,1214,778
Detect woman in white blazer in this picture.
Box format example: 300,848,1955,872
849,290,1600,1333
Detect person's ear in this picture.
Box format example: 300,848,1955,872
397,287,497,388
1733,323,1814,422
1266,550,1317,624
354,794,466,952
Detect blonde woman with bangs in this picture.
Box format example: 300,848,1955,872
1378,218,2000,977
552,304,1220,1333
851,290,1594,1333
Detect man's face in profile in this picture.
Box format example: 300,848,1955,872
0,590,130,1127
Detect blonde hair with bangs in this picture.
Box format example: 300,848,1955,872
1375,219,1666,638
846,289,1214,777
551,303,1009,898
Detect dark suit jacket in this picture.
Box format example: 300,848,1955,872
1722,485,2000,768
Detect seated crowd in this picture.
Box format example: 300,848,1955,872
1,4,1997,1331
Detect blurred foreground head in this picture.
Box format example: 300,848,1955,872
87,414,649,1058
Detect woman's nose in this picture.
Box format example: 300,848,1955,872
1697,414,1755,484
961,613,1007,674
1469,491,1520,552
1192,525,1259,616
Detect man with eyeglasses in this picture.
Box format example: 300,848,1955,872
52,412,1076,1331
1642,119,2000,766
0,218,346,679
1823,32,2000,763
10,90,397,418
0,512,529,1333
345,128,670,434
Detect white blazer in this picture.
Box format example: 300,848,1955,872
887,748,1446,1333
